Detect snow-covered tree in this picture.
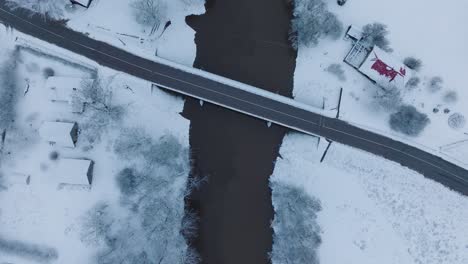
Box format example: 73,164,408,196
6,0,65,19
389,105,430,136
362,23,392,52
289,0,343,49
269,181,322,264
81,128,199,264
74,77,125,145
131,0,168,34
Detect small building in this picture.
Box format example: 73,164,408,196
70,0,93,8
46,76,94,113
358,46,409,90
56,159,94,186
39,121,78,148
344,25,363,42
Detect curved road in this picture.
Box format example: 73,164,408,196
0,4,467,195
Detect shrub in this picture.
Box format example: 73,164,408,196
389,105,430,136
0,50,19,133
269,181,322,264
362,23,392,52
443,90,458,104
116,168,140,196
427,76,443,93
0,236,58,262
6,0,65,19
289,0,343,49
375,86,402,111
403,57,422,71
448,113,466,130
131,0,168,34
325,63,346,81
405,76,420,89
43,67,55,78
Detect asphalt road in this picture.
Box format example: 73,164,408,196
0,4,467,195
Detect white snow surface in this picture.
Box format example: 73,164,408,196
293,0,468,165
0,23,190,263
271,133,468,264
66,0,205,67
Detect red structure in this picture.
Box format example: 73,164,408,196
370,52,406,82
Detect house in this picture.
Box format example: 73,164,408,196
358,46,409,90
39,121,78,148
46,76,94,113
70,0,93,8
56,159,94,186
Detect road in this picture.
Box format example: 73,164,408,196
0,4,467,195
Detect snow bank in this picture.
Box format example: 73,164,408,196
270,132,468,264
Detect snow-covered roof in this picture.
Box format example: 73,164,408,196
39,121,77,148
346,25,363,40
55,159,93,185
359,46,409,90
46,77,93,113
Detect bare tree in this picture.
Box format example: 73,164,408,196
269,181,322,264
131,0,168,34
289,0,343,49
362,23,392,52
6,0,65,19
73,78,125,145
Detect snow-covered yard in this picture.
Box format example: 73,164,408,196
270,133,468,264
292,0,468,165
65,0,205,66
0,23,195,263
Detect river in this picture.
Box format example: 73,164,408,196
183,0,297,263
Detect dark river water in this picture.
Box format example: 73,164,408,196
182,0,297,263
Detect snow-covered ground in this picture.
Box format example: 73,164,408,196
293,0,468,165
270,133,468,264
0,21,193,263
65,0,205,66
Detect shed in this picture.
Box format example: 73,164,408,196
46,77,94,113
56,159,93,186
70,0,93,8
39,121,78,148
345,25,363,41
358,46,409,90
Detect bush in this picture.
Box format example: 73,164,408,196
325,63,346,81
116,168,140,196
375,86,402,111
269,181,322,264
443,90,458,104
427,76,443,93
6,0,65,19
0,50,19,133
362,23,392,52
43,67,55,78
403,57,422,71
0,236,58,262
389,105,430,136
448,113,466,130
289,0,343,49
405,76,420,89
131,0,168,34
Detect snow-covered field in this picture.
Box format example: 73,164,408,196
293,0,468,165
270,133,468,264
65,0,205,66
0,21,194,264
